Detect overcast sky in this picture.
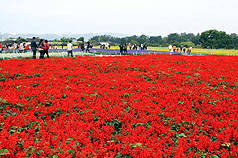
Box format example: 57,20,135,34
1,0,238,36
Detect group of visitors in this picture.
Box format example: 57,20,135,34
0,42,31,53
79,41,91,52
129,43,147,50
100,43,110,49
31,37,50,59
31,38,92,59
119,43,148,53
119,43,128,54
168,45,192,55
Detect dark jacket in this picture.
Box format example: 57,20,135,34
31,40,37,50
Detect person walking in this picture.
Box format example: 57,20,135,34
43,40,50,58
67,40,73,57
81,42,85,51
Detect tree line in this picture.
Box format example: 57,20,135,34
90,30,238,49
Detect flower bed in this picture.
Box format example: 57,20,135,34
0,55,237,157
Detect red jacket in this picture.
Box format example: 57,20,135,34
0,43,2,48
43,43,49,50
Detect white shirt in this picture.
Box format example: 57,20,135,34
20,43,24,50
169,45,172,49
67,43,73,51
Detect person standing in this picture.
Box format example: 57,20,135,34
19,42,24,53
173,45,176,53
39,39,45,59
183,46,186,54
43,40,50,58
129,43,132,50
134,44,137,50
123,44,127,54
81,42,85,51
86,41,90,53
31,37,37,59
119,43,123,54
180,46,183,52
0,42,2,53
140,44,144,50
168,45,172,52
144,44,147,50
67,40,73,57
188,46,192,55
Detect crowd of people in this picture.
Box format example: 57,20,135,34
100,43,111,49
119,43,148,54
0,38,93,59
129,43,148,50
0,38,194,58
168,45,192,55
31,39,92,59
0,42,31,53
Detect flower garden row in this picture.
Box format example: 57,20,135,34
0,55,237,157
2,48,173,55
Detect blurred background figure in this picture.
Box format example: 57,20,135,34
81,42,85,51
67,40,73,57
0,42,2,53
31,37,37,59
86,41,90,52
168,45,172,52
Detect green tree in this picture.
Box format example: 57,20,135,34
200,30,233,49
168,33,181,43
77,37,84,42
16,37,26,43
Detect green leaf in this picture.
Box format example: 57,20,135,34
177,133,187,138
0,149,10,156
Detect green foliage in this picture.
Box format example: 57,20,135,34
16,37,26,43
0,149,10,156
77,37,84,42
60,37,76,43
199,29,235,49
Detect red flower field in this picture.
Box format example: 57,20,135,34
0,55,237,157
